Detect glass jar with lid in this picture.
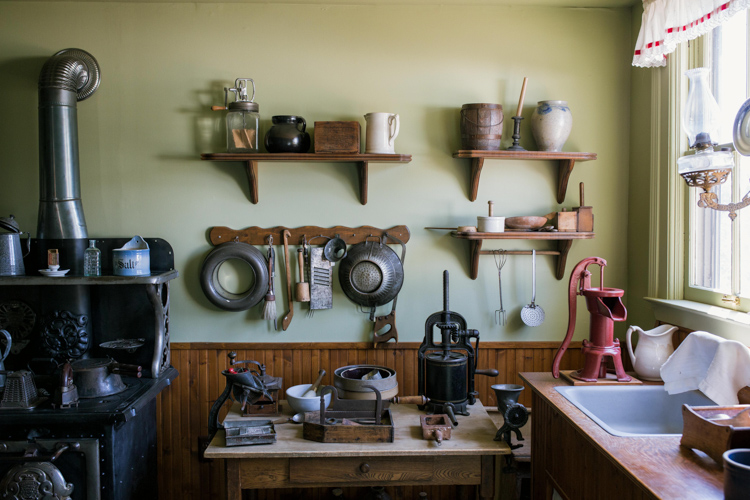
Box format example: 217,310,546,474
215,78,260,152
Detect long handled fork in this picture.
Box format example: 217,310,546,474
494,251,507,326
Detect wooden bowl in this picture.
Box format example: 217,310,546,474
505,216,549,230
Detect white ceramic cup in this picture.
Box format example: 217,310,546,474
365,112,399,154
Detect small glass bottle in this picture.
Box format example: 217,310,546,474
84,240,101,276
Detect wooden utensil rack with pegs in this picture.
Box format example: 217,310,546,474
209,225,410,338
200,153,411,205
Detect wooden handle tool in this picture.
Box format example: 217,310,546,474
281,230,294,331
295,248,310,302
392,395,430,405
516,77,528,117
303,369,326,397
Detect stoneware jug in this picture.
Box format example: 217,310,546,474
626,324,677,381
0,329,12,390
365,112,399,154
530,100,572,152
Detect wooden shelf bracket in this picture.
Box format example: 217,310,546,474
557,159,575,204
244,160,259,204
358,161,369,205
453,150,596,203
469,157,485,202
201,153,411,206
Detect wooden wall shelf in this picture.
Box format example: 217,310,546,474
451,230,595,280
452,150,597,203
201,153,412,205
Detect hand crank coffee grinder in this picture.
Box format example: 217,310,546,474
417,270,498,424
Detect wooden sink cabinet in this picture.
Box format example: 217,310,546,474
520,372,724,500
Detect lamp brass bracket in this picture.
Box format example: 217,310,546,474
698,191,750,221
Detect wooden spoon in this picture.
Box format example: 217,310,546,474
302,369,325,397
281,230,294,331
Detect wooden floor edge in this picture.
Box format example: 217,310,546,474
170,341,581,350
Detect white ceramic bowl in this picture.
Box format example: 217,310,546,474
285,384,332,413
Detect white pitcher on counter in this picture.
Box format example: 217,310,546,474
626,324,677,381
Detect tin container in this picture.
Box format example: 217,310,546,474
113,235,150,276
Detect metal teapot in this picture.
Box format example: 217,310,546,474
0,215,30,276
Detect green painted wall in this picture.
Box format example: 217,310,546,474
0,2,634,343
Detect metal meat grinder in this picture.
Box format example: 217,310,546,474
491,384,528,449
417,270,498,425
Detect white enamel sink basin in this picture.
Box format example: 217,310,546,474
555,385,717,437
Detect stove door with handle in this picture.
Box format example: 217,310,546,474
0,438,99,500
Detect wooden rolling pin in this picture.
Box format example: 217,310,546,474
392,395,430,405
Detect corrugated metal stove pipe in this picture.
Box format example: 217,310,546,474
37,49,101,239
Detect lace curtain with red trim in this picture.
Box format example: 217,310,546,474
633,0,750,68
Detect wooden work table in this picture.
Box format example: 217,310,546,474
520,372,724,500
204,400,510,499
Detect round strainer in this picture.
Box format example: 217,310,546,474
521,250,545,327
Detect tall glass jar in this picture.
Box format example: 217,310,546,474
224,78,260,152
227,101,260,152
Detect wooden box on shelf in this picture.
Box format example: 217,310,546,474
575,206,594,232
314,121,360,153
545,210,578,232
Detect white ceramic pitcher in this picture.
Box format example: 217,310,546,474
365,112,399,154
626,324,677,381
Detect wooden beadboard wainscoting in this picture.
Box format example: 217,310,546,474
156,341,585,500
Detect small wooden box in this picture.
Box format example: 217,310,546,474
314,121,360,154
302,409,394,443
680,405,750,464
575,206,594,232
545,211,578,232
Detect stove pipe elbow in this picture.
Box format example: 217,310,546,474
37,49,101,239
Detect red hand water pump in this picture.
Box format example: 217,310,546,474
552,256,631,383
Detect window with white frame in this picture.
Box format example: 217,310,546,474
684,10,749,311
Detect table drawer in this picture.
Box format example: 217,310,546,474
290,456,435,485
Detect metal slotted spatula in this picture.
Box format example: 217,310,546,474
520,250,545,327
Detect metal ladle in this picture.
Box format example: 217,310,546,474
520,250,545,327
